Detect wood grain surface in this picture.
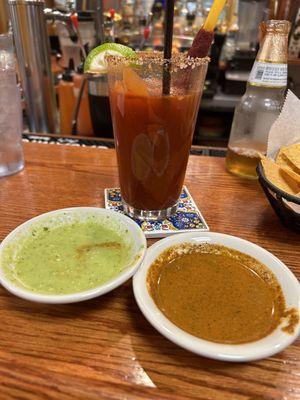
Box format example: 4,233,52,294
0,142,299,400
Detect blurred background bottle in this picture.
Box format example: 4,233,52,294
0,0,9,34
226,19,290,179
73,64,93,136
219,0,239,69
58,59,75,134
0,34,24,177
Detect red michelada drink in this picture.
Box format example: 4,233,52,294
107,52,208,220
84,0,224,220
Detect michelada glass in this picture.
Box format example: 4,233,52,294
107,52,208,220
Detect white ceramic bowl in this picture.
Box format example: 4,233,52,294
0,207,146,304
133,232,300,362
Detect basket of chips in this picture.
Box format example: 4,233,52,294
257,143,300,232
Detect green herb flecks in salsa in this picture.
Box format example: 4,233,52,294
1,219,132,295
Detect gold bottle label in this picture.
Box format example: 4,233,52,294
248,61,287,87
247,21,290,88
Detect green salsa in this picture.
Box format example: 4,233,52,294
1,217,133,295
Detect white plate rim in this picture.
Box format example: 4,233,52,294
133,231,300,362
0,207,147,304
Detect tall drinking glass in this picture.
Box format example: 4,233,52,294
107,52,208,220
0,34,24,177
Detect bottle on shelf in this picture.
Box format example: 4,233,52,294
58,60,93,136
194,1,205,30
226,19,291,179
219,0,239,69
58,59,75,135
73,64,93,136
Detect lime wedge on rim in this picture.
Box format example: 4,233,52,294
84,43,136,74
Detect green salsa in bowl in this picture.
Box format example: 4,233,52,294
0,208,146,303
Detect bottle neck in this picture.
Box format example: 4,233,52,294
256,31,288,64
247,21,290,89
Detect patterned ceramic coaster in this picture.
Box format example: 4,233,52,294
104,186,209,238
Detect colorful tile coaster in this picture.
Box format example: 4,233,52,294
104,186,209,238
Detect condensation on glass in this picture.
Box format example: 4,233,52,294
0,34,24,177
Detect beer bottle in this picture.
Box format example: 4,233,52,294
226,20,290,179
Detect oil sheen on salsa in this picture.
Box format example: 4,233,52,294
2,219,132,295
147,243,286,344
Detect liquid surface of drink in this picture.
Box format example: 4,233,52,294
109,74,200,211
226,144,264,179
0,68,24,177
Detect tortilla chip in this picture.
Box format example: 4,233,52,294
280,165,300,184
261,158,300,195
281,143,300,171
276,148,297,170
256,152,266,160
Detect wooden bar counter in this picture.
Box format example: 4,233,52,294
0,142,299,400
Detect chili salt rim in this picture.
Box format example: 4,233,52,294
106,51,210,71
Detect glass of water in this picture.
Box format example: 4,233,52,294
0,34,24,177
